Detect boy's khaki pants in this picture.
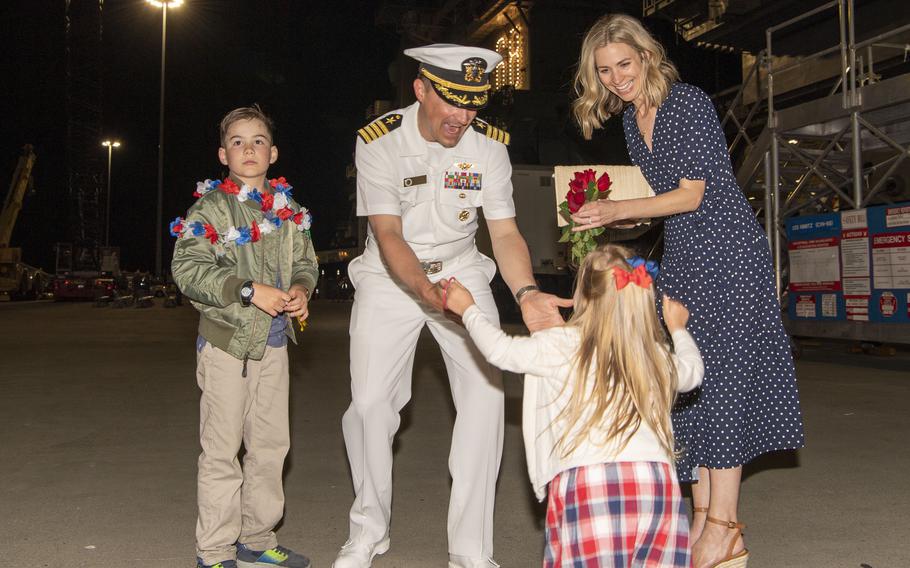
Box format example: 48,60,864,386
195,342,289,565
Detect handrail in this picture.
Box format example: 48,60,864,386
854,23,910,50
766,0,839,34
771,44,842,76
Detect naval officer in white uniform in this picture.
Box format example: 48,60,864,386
334,44,572,568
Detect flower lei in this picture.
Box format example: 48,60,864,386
169,177,313,249
557,168,612,266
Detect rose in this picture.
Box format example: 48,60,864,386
596,172,611,193
566,189,586,213
557,169,613,266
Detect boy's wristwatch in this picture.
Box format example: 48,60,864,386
240,281,255,306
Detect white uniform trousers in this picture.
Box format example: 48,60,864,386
342,251,505,559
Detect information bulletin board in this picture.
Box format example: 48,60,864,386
786,202,910,323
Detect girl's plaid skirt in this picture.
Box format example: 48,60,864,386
544,461,690,567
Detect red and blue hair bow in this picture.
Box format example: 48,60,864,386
613,256,659,290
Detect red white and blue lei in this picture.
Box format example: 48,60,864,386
169,177,312,249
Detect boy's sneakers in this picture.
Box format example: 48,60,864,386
236,544,311,568
196,560,238,568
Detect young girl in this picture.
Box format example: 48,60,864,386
442,244,703,567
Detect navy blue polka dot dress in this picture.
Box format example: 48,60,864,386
622,82,805,482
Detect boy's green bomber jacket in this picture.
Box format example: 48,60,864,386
171,182,319,362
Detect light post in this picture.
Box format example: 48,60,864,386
102,140,121,247
147,0,183,277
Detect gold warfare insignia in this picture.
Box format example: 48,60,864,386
357,113,403,144
462,57,487,83
457,162,473,170
458,210,470,222
470,118,510,145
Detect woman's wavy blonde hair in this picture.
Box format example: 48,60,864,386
554,244,678,460
572,13,679,140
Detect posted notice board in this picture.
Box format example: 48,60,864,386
786,202,910,323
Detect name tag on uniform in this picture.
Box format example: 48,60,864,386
403,175,427,187
444,162,482,190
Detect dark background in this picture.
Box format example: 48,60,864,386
1,1,736,273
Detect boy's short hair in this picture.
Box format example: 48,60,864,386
219,104,275,146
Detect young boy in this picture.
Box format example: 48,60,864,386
171,105,318,568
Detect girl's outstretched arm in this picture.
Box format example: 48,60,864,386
460,303,574,377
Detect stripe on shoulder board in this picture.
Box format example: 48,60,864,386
357,113,402,143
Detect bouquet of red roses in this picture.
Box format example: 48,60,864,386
557,168,612,265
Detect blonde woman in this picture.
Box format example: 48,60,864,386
442,245,703,567
569,13,805,568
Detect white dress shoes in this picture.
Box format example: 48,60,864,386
448,555,500,568
331,537,390,568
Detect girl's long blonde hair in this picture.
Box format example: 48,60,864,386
572,13,679,140
555,244,678,459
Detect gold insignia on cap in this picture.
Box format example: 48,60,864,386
462,57,487,83
458,210,470,222
357,113,403,144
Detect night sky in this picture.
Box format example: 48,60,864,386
2,1,735,274
3,0,400,272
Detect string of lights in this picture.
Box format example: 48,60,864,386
494,25,525,90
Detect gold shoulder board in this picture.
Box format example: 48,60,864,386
357,113,403,144
471,118,510,146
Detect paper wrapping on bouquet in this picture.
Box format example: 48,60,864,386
553,165,655,227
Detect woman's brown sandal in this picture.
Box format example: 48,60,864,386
704,516,749,568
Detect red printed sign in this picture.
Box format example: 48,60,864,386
879,291,897,317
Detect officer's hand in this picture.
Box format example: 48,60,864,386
285,284,310,320
520,290,573,332
441,278,475,316
418,280,445,311
251,283,291,317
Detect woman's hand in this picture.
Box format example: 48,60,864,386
570,199,625,231
661,294,690,332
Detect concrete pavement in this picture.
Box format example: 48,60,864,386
0,300,907,567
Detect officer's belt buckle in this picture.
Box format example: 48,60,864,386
421,261,443,275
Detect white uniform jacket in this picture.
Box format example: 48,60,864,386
354,102,515,270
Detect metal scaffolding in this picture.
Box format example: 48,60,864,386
65,0,105,246
650,0,910,341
